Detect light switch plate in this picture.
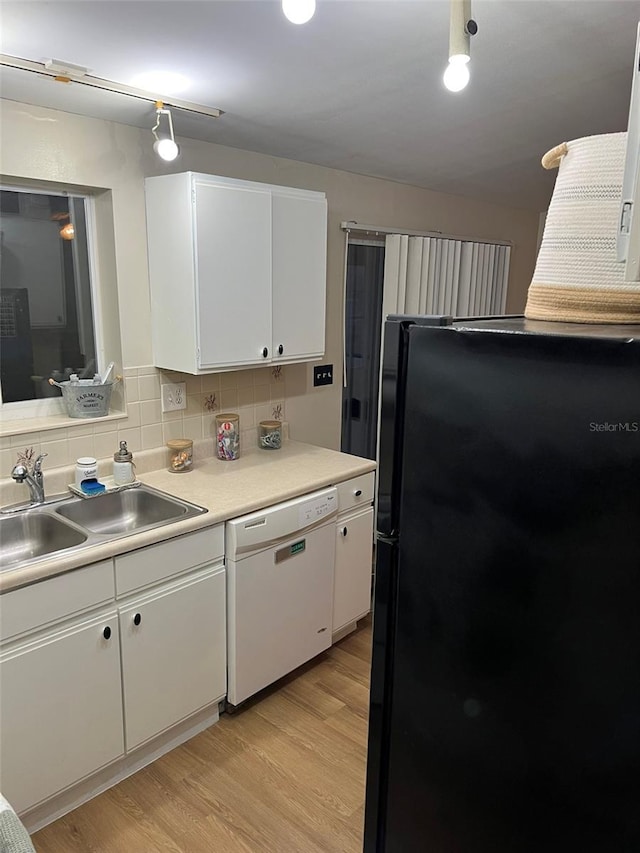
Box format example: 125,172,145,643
161,382,187,412
313,364,334,387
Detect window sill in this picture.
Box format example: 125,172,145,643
0,411,128,439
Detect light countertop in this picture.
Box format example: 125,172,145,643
0,441,376,593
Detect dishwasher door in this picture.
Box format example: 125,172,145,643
226,487,337,706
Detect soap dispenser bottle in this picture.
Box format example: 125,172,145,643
113,440,135,485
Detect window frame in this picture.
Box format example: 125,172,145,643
0,184,105,420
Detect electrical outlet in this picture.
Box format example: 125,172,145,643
161,382,187,412
313,364,334,387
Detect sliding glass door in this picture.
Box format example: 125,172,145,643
341,241,384,460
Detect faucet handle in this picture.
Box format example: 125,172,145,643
32,453,48,473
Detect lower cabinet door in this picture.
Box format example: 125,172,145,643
0,610,124,814
119,566,226,751
333,507,375,634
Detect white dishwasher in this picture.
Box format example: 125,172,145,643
225,486,338,706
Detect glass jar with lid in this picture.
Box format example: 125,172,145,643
167,438,193,473
258,420,282,450
215,413,240,460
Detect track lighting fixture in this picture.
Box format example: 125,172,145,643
443,0,477,93
151,101,179,161
1,55,223,118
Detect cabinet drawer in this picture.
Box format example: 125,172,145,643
0,560,114,643
115,524,224,596
336,472,375,515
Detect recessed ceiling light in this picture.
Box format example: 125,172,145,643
131,71,190,96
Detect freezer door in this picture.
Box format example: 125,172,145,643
380,325,640,852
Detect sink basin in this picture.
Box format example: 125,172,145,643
0,513,87,572
55,487,198,535
0,486,206,574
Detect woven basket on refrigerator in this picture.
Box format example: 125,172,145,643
525,132,640,323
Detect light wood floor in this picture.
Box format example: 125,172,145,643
33,619,372,853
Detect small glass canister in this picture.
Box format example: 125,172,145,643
258,420,282,450
215,413,240,461
167,438,193,473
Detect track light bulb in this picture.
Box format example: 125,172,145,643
282,0,316,25
153,138,180,161
443,55,470,92
151,102,180,161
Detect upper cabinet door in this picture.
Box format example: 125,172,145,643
145,173,327,373
194,180,272,369
271,191,327,362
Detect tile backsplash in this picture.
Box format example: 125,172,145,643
0,365,287,504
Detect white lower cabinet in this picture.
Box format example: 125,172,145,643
119,566,226,750
333,506,375,634
0,524,226,826
0,609,124,814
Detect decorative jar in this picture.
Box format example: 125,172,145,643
258,420,282,450
167,438,193,473
215,413,240,461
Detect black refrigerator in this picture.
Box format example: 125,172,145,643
365,315,640,853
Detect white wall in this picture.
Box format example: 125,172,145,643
0,98,540,451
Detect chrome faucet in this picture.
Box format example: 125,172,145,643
11,453,48,505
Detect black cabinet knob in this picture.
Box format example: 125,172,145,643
341,526,348,537
133,613,142,626
354,489,362,497
102,626,112,640
278,344,284,355
262,347,269,358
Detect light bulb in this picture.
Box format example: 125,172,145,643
59,222,75,240
282,0,316,25
153,138,180,162
443,55,470,92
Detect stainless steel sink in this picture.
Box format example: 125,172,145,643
55,487,197,535
0,484,207,574
0,512,88,572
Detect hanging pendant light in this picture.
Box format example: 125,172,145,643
282,0,316,25
443,0,477,93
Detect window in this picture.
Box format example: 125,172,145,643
0,188,97,405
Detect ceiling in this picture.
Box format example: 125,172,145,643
0,0,638,212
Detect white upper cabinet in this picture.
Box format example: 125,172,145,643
194,180,272,369
144,172,327,373
271,189,327,363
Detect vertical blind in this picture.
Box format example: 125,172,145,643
382,234,511,318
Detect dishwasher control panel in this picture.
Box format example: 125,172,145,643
299,491,336,526
226,487,339,559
